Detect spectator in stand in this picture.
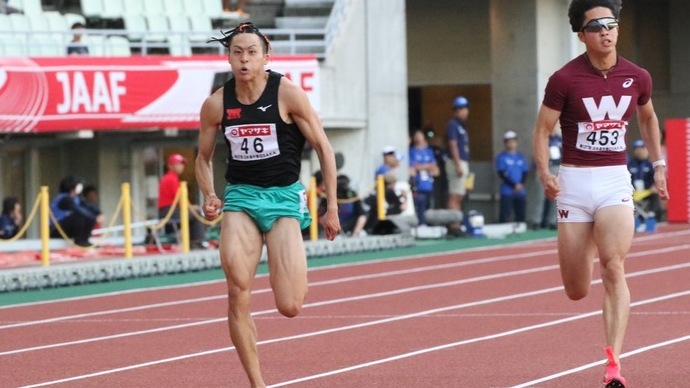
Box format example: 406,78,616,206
50,176,104,247
158,153,206,249
222,0,250,17
66,22,89,56
0,0,23,14
375,145,403,178
409,129,439,225
0,196,22,239
82,185,103,230
495,131,529,223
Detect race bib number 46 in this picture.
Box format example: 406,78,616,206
576,120,627,152
225,124,280,161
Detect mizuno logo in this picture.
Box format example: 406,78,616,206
558,209,570,219
622,197,630,202
622,78,633,88
257,104,272,112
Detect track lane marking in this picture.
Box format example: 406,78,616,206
3,243,687,330
11,264,690,387
509,334,690,387
0,248,560,329
2,247,690,356
3,228,687,310
267,290,690,387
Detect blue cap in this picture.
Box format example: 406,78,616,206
633,139,645,148
452,96,469,110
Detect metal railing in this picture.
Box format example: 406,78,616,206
0,27,328,57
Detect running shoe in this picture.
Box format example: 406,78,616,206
603,346,627,388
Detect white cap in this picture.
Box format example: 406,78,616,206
503,131,517,140
382,145,396,154
382,145,403,161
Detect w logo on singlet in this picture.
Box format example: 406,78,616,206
558,209,570,219
582,95,632,121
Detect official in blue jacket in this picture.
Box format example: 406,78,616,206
496,131,529,223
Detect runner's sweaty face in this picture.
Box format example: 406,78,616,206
228,33,269,80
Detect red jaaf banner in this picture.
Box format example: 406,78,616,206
0,55,320,133
666,118,690,223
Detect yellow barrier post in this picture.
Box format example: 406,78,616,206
39,186,50,266
309,176,318,241
376,174,385,221
122,182,133,259
179,182,190,253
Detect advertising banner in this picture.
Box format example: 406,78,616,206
666,118,690,223
0,55,320,133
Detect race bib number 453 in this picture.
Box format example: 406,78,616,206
225,124,280,161
576,120,627,152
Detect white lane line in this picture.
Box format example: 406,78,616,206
267,290,690,387
3,227,686,310
509,334,690,387
0,262,562,355
3,249,690,356
0,239,553,310
3,242,687,330
0,248,559,330
12,266,690,387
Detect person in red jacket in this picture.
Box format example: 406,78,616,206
158,153,206,248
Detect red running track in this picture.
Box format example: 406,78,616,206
1,225,689,387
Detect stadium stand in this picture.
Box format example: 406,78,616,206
0,0,335,58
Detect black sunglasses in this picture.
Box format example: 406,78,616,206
580,17,619,33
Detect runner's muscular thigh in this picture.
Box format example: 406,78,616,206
558,222,597,287
220,212,265,291
592,206,634,264
264,218,307,298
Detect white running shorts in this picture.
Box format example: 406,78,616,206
556,165,634,223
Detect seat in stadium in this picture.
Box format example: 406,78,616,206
123,13,148,41
168,36,192,56
64,13,87,28
106,36,132,56
32,37,63,56
84,34,106,56
8,13,30,41
80,0,104,19
145,14,169,42
1,38,27,56
101,0,124,20
25,13,56,41
121,0,144,16
143,0,165,16
44,11,69,32
168,14,191,43
201,0,223,17
163,0,185,16
0,14,12,34
182,1,205,16
188,14,213,43
19,0,42,15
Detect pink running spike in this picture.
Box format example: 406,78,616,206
603,346,627,387
605,346,618,366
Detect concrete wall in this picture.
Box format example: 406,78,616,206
406,0,491,86
317,0,409,194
